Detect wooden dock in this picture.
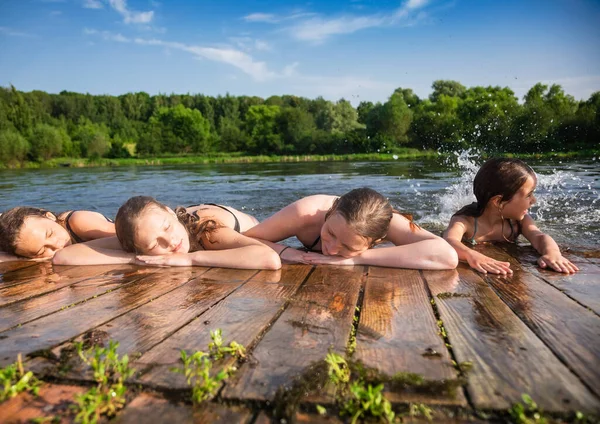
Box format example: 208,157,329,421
1,244,599,423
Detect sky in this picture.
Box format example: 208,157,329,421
0,0,599,105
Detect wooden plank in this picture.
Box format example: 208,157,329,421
222,265,364,401
499,244,600,315
424,265,600,413
0,260,37,276
0,383,86,424
355,267,466,406
137,264,311,389
477,244,600,402
0,262,58,287
0,265,147,332
0,267,204,366
0,264,141,309
29,267,252,379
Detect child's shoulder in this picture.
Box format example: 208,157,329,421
448,214,474,228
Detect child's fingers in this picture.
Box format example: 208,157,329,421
538,258,547,268
566,262,579,273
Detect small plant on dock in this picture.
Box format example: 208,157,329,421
0,353,42,402
408,403,434,421
172,328,246,404
73,340,134,424
509,394,548,424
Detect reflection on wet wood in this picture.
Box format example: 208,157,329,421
425,264,600,413
223,266,364,401
0,260,37,276
478,244,600,402
138,266,310,389
0,267,197,366
0,262,59,288
356,267,465,406
500,243,600,315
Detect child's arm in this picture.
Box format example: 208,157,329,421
67,211,116,241
443,216,513,275
302,214,459,270
52,237,136,265
520,215,579,274
136,227,281,270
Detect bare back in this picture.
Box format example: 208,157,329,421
186,204,259,233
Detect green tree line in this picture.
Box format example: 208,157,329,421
0,80,598,165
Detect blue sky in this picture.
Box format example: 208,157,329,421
0,0,599,105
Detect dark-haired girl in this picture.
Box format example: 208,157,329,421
0,207,115,262
52,197,280,270
443,158,578,275
243,187,458,270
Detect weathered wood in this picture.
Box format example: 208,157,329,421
222,265,364,402
0,267,202,366
0,260,37,276
137,265,311,389
0,383,86,423
478,244,600,401
114,393,194,424
0,264,141,311
499,243,600,315
355,267,466,406
30,267,250,380
0,266,145,332
0,262,58,287
424,265,600,413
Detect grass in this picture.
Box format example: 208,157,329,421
0,353,42,402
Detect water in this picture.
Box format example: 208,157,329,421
1,155,598,248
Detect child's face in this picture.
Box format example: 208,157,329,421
502,176,537,220
16,216,72,258
320,213,371,258
134,206,190,255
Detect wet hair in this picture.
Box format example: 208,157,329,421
454,158,537,218
325,187,417,245
0,206,62,255
115,196,221,253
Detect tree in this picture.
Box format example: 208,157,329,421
429,80,466,103
245,105,282,154
0,129,29,165
148,105,211,154
378,92,413,145
29,124,69,160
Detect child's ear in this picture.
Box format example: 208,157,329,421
44,211,57,221
490,195,503,209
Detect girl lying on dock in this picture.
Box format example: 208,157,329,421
443,158,579,275
52,196,281,270
0,207,115,262
243,187,458,269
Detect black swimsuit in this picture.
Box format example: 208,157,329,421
63,210,114,244
187,203,241,233
304,235,321,252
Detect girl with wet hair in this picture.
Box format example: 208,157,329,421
0,207,115,262
243,187,458,269
443,158,578,275
52,196,280,270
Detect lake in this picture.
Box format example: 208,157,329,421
1,154,598,248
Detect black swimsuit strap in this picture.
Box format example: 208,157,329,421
305,235,321,252
189,203,241,233
64,211,85,244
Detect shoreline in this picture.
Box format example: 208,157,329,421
1,149,598,169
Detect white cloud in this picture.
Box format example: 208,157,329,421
243,13,277,23
228,37,271,52
50,10,63,16
83,0,103,9
108,0,154,24
255,40,271,51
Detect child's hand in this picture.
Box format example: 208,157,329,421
136,254,192,267
538,253,579,274
466,252,513,275
280,247,307,264
301,252,356,266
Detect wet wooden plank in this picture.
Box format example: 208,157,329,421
0,267,203,367
478,244,600,402
29,267,251,379
137,265,311,389
355,267,466,406
222,265,364,401
499,244,600,315
0,260,37,276
423,265,600,413
0,262,58,287
0,266,148,332
0,264,141,310
0,383,86,424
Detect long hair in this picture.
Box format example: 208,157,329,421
115,196,221,253
454,158,537,218
0,207,60,255
325,187,417,245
